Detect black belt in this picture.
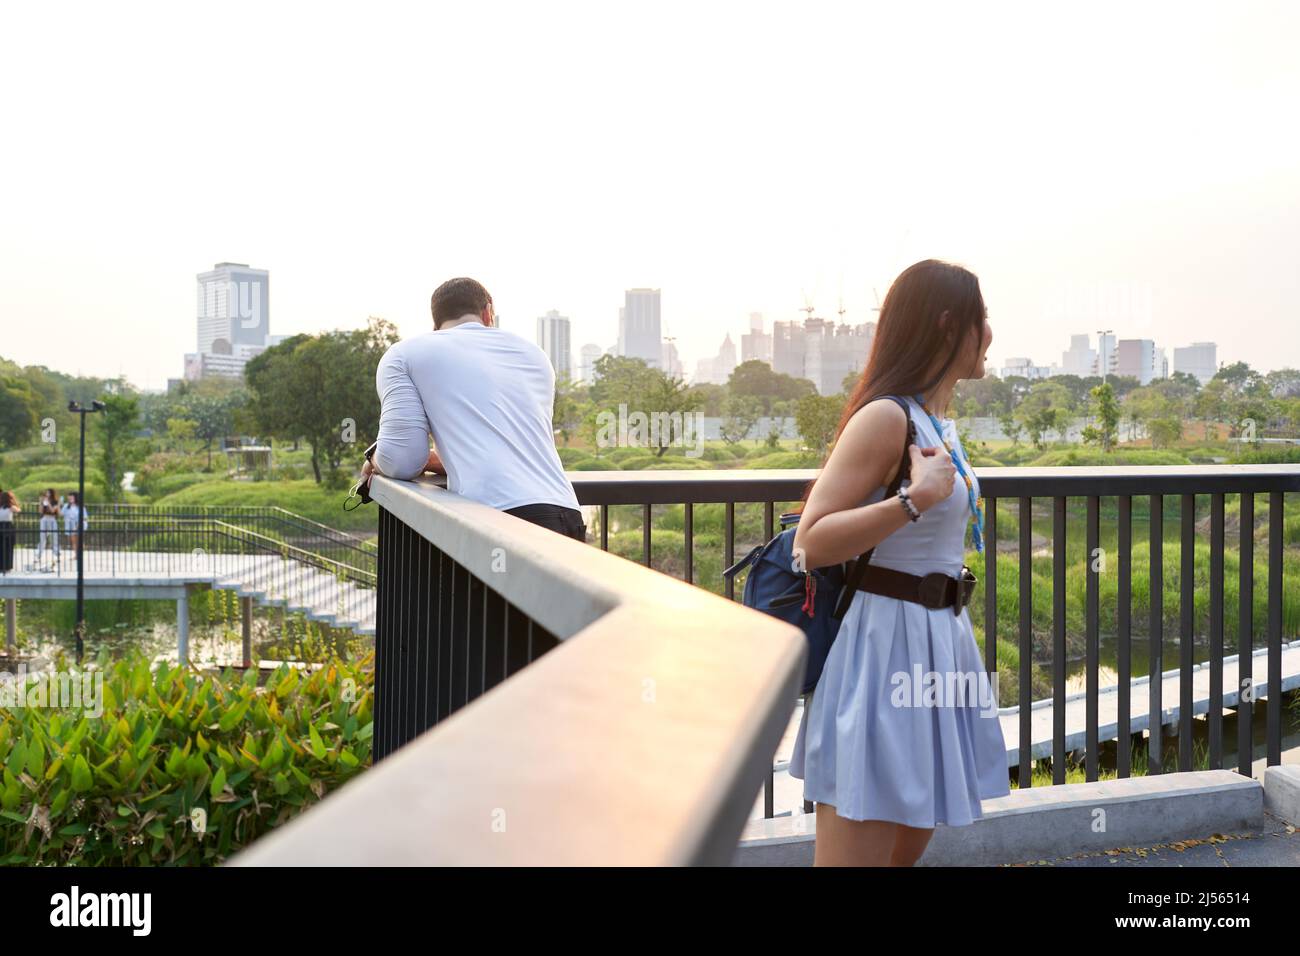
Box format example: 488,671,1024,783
856,564,977,615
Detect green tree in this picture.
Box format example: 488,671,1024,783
165,417,198,452
728,360,816,414
795,393,843,453
244,319,399,484
95,393,145,502
954,376,1014,418
1015,381,1072,449
720,394,763,445
1147,417,1183,448
552,377,586,446
0,376,40,449
1080,381,1119,452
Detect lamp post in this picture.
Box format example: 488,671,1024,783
1096,329,1114,385
67,400,105,663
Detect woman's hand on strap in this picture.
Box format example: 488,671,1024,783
905,443,956,512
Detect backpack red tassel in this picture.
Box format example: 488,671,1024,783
801,572,816,617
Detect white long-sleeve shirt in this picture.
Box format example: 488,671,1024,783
373,322,579,512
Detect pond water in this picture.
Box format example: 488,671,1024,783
4,586,368,671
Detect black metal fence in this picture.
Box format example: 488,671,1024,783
371,506,558,760
562,466,1299,810
13,501,375,576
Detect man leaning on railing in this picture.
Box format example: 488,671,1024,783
361,276,586,542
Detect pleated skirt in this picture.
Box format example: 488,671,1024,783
789,588,1011,828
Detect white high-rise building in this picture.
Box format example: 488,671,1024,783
1173,342,1218,385
1096,333,1118,378
741,312,772,365
536,310,572,380
186,262,271,380
619,289,662,368
578,343,603,384
1061,334,1098,377
998,357,1056,380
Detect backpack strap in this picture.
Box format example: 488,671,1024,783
831,395,917,620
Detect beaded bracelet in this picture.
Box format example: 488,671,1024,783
897,487,921,522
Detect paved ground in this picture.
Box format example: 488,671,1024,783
1011,812,1300,867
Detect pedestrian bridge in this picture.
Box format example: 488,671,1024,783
0,506,376,660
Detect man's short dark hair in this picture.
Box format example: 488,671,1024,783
431,277,492,329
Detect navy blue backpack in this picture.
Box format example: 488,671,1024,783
722,396,915,695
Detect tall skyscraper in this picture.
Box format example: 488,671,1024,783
186,262,271,380
1173,342,1218,384
619,288,662,368
741,312,772,365
772,320,806,379
1096,333,1118,378
578,343,604,384
536,309,573,380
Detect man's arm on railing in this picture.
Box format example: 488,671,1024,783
372,345,436,480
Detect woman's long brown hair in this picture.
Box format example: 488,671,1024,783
798,259,986,506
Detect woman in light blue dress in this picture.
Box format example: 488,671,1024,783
789,259,1009,866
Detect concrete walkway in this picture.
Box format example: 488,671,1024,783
1025,811,1300,867
751,661,1300,822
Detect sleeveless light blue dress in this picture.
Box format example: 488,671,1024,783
788,395,1010,827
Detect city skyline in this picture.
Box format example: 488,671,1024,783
2,3,1299,390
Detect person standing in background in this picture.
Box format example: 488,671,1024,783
35,488,60,571
63,491,86,555
0,491,18,576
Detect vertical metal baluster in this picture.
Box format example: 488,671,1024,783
1209,493,1224,769
642,503,652,567
1267,492,1283,767
685,502,694,585
1179,493,1194,772
724,502,735,601
984,496,997,675
1149,493,1164,775
1053,496,1066,785
763,500,775,819
600,504,609,552
1237,492,1253,777
1117,495,1132,777
480,580,489,700
1086,495,1099,782
1019,496,1032,789
439,547,454,724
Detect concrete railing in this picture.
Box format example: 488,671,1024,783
233,475,806,865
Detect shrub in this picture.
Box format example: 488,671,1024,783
1029,448,1192,466
555,447,589,466
743,451,821,469
0,649,373,865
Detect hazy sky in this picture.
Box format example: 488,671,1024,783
2,1,1297,391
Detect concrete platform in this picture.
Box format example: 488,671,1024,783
734,769,1267,866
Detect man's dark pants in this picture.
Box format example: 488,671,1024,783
504,503,587,542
